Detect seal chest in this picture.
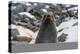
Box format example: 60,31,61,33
35,14,57,43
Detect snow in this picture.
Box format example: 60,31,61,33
52,4,57,6
19,12,34,18
45,5,49,8
68,7,78,11
57,18,78,42
41,9,47,12
74,11,77,13
65,5,71,7
55,15,60,18
57,18,78,31
62,10,67,12
34,3,37,6
64,17,70,21
65,26,78,42
11,24,17,29
26,3,32,6
19,12,36,20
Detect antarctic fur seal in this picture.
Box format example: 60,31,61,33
35,14,57,43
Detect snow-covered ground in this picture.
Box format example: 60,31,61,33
57,18,78,42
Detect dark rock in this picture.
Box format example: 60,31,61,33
58,33,68,42
72,22,78,26
58,28,64,32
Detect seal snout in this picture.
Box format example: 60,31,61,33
43,15,53,24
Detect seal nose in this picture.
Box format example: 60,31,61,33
46,15,50,19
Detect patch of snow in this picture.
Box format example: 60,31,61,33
57,18,78,31
57,18,78,42
57,30,64,37
68,7,78,11
74,11,77,13
11,24,17,29
62,10,67,12
65,5,71,7
41,9,47,12
19,12,36,20
26,3,32,6
55,15,60,18
45,5,49,8
65,26,78,42
34,3,37,6
64,17,70,21
52,4,57,6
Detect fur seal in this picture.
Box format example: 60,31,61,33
35,14,57,43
